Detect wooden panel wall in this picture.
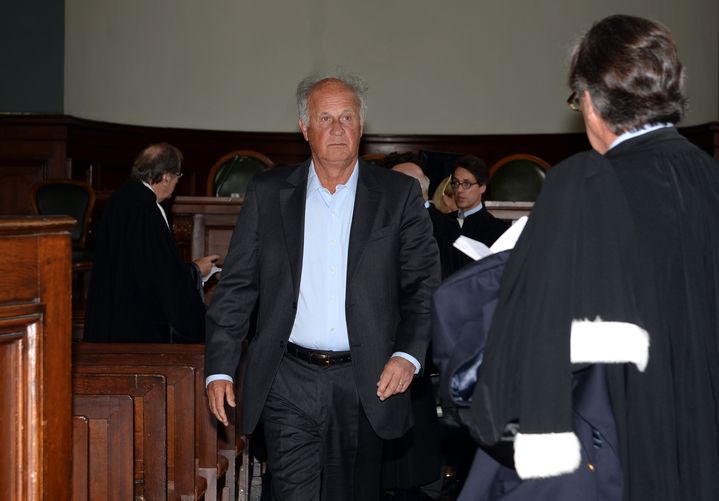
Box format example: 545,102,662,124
0,120,68,214
0,216,74,500
0,114,716,216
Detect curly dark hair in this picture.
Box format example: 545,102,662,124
568,15,686,133
453,155,489,186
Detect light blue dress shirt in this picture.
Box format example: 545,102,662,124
288,162,358,350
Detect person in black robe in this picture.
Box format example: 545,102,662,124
468,15,719,501
447,155,509,275
84,143,218,343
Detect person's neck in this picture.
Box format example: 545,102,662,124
147,181,166,203
459,202,483,217
312,157,357,193
592,127,619,155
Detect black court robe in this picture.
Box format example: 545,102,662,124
447,206,510,275
469,127,719,501
84,180,206,343
427,202,457,279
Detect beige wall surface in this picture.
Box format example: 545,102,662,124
64,0,719,134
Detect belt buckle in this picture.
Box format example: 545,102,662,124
323,356,332,368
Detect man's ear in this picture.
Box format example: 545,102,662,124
582,90,598,121
478,184,487,195
299,119,309,141
581,90,619,154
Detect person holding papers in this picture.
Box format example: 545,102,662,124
447,155,509,274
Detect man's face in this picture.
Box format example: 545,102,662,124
452,166,486,211
299,80,363,169
154,172,181,202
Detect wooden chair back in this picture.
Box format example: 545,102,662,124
206,150,273,198
487,154,551,202
30,179,95,250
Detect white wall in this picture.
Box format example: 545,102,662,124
64,0,719,134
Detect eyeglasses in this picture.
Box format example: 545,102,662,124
567,92,581,112
451,180,479,190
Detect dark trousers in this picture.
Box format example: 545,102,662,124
262,353,383,501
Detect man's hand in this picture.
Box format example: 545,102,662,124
207,380,236,426
376,356,416,401
194,254,220,277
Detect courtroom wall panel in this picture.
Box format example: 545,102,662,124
0,120,69,214
0,115,716,218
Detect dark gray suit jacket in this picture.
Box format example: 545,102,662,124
205,159,440,439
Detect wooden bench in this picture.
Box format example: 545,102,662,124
73,343,249,501
74,357,200,500
72,373,167,500
72,394,134,501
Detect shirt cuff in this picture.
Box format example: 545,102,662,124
392,352,421,375
205,374,233,388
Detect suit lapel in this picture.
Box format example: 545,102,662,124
280,161,310,301
347,161,380,282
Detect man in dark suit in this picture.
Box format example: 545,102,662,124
447,155,509,274
205,75,440,500
84,142,217,343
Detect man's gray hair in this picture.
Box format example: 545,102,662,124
130,142,183,184
296,74,368,126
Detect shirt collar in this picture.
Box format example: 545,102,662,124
609,123,673,150
141,180,169,229
460,202,484,219
307,160,360,198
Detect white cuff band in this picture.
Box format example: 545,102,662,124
571,318,649,371
514,431,581,479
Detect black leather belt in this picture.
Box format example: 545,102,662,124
286,342,352,367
